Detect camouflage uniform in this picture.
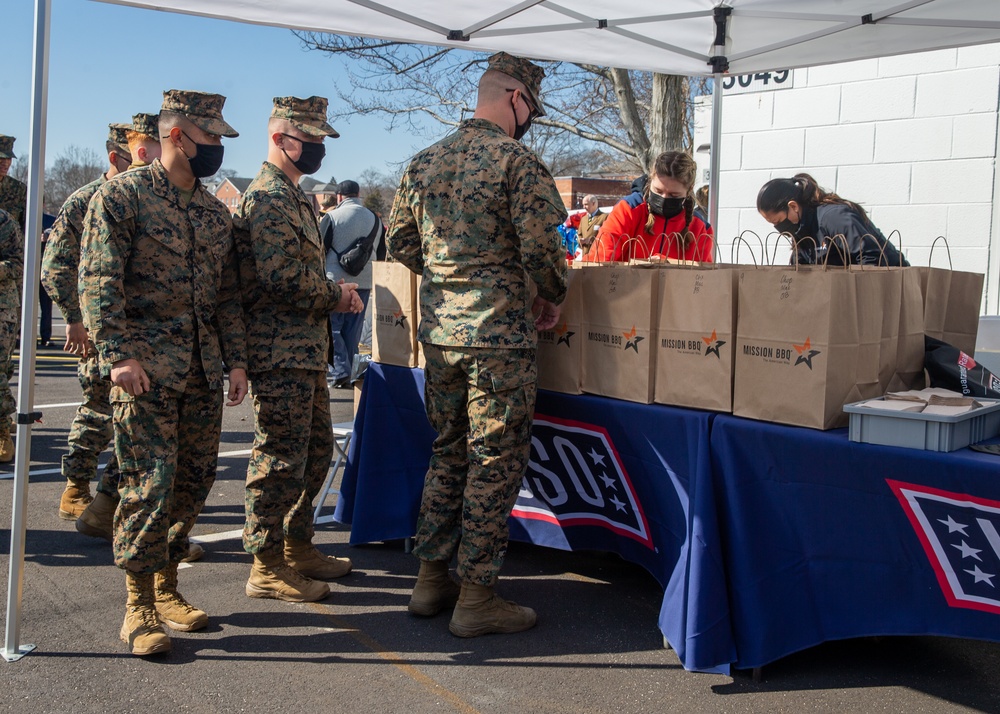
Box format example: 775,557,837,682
0,135,26,231
79,92,245,573
235,120,344,558
0,210,23,423
41,123,131,497
387,54,568,586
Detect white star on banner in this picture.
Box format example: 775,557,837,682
939,515,970,536
588,448,606,467
599,472,616,490
964,566,996,586
610,495,626,513
951,540,983,561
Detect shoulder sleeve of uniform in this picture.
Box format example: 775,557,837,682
96,176,138,225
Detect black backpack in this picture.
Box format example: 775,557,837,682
322,212,383,277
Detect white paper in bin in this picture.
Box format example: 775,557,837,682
843,398,1000,452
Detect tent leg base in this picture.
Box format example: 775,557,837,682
1,644,35,662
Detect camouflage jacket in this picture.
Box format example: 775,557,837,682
41,173,105,324
79,159,247,390
233,161,344,374
388,118,568,349
0,210,23,324
0,175,27,231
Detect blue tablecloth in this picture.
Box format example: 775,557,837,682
337,363,1000,672
336,362,733,672
710,414,1000,669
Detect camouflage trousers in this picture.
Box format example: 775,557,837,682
63,351,120,496
243,369,332,557
0,319,16,421
414,344,536,587
111,368,222,573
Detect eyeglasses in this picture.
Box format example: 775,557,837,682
506,88,539,121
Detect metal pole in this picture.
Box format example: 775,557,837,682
3,0,51,663
708,73,723,237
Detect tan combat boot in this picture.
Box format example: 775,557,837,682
284,538,352,580
246,552,330,602
58,477,93,520
181,542,204,563
120,572,171,656
448,582,537,638
408,559,461,617
0,422,12,464
154,563,208,632
75,491,116,541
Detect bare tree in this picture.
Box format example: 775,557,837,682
45,146,105,213
358,166,400,219
294,34,707,175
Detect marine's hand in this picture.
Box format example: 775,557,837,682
533,296,561,331
336,281,364,313
226,367,248,407
110,358,151,396
64,322,90,356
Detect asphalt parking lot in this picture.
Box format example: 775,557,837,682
1,322,1000,714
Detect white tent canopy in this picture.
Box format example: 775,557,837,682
7,0,1000,661
97,0,1000,76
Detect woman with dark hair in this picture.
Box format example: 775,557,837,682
585,151,713,263
757,173,908,266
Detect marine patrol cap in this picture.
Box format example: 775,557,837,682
487,51,546,117
0,135,17,160
271,96,339,138
107,123,130,155
130,112,159,138
160,89,239,138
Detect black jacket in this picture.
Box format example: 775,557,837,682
792,204,908,267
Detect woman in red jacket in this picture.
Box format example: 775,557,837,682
585,151,713,263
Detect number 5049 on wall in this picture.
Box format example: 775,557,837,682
721,70,794,95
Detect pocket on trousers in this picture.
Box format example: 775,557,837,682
110,388,147,472
474,353,535,449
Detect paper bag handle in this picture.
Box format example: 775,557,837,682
928,236,954,269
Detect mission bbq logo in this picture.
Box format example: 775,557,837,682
375,309,408,329
659,328,727,358
889,480,1000,616
741,336,821,369
513,415,653,548
588,324,646,354
539,321,576,348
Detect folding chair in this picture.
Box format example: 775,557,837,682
313,421,354,524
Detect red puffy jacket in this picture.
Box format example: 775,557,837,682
585,198,714,263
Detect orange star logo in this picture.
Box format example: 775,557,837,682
793,337,821,369
623,325,644,353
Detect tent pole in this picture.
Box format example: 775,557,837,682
708,73,723,236
3,0,51,663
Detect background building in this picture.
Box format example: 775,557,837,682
694,44,1000,314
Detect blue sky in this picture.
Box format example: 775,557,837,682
3,0,438,183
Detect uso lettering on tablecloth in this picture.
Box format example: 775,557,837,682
514,415,653,548
889,479,1000,615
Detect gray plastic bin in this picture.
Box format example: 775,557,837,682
843,398,1000,452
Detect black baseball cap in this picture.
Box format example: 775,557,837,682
337,180,360,196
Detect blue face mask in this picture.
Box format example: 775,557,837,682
182,131,225,179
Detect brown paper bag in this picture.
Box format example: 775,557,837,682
537,269,583,394
733,265,883,429
653,265,739,412
916,237,984,356
371,261,418,368
888,267,926,391
918,267,984,357
580,265,659,403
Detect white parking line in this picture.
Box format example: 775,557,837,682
0,448,254,480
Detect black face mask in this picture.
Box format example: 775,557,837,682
295,142,325,175
512,110,532,142
282,134,326,175
182,132,225,179
647,193,685,219
773,218,798,235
